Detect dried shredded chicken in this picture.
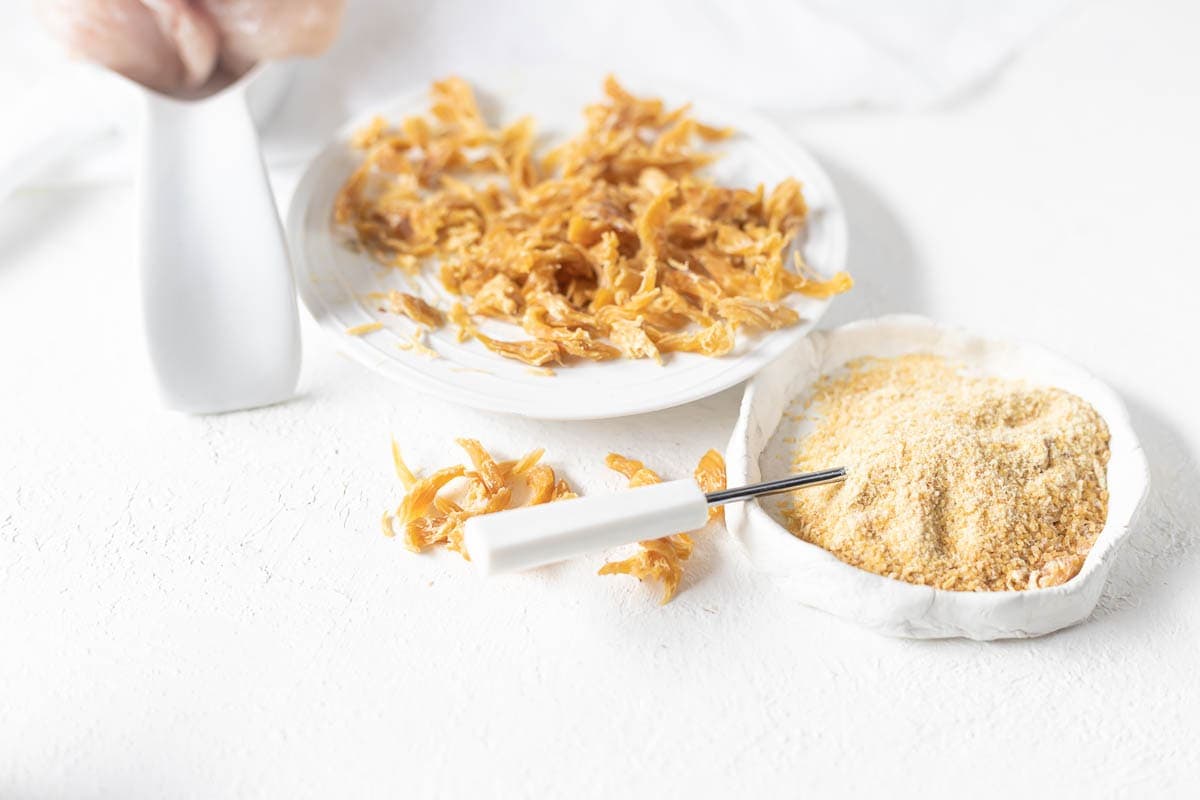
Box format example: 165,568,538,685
336,77,851,369
390,438,418,488
345,321,384,336
383,438,575,557
393,328,439,358
384,439,726,605
598,449,726,604
694,449,727,522
381,290,446,328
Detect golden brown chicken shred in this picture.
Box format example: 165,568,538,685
384,440,728,605
598,449,726,603
383,439,576,557
336,77,851,367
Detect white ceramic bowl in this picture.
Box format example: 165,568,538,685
725,315,1150,640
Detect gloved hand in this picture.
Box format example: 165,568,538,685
37,0,346,94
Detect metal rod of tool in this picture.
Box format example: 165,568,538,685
704,467,847,506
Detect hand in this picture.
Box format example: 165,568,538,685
37,0,346,95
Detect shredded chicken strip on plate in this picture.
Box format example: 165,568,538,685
336,77,851,367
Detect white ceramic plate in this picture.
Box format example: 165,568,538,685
725,315,1151,640
286,73,846,420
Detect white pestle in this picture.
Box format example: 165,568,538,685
137,65,300,413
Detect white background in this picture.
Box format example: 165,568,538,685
2,0,1198,796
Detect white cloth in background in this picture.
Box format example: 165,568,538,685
0,0,1074,189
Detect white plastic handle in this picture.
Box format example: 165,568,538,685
137,83,300,413
463,479,710,576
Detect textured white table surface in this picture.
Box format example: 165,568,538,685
2,0,1198,796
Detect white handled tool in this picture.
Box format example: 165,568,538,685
463,467,847,576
